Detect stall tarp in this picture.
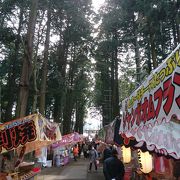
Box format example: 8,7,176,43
97,128,105,141
114,117,138,147
52,132,82,149
0,114,61,154
104,120,116,144
120,44,180,159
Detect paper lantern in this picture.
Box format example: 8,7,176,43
138,150,153,174
122,146,131,163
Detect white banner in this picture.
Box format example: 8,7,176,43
104,120,115,144
120,44,180,159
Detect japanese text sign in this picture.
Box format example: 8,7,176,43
0,114,61,154
120,44,180,159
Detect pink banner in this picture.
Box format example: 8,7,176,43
52,132,82,149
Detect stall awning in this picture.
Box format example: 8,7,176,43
0,113,61,154
114,117,138,147
51,132,83,149
120,44,180,159
104,120,116,144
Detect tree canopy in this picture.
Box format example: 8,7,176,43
0,0,179,133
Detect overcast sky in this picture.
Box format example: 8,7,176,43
83,1,105,132
92,0,105,12
84,107,102,131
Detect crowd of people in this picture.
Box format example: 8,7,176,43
72,141,125,180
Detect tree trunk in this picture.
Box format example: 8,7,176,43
133,20,141,83
4,7,24,121
102,57,111,126
148,22,158,69
113,48,119,117
39,5,51,115
32,54,38,113
53,35,69,130
62,44,76,134
110,51,115,121
16,0,38,117
147,42,152,74
74,98,85,134
62,88,74,135
176,19,180,43
134,37,141,83
172,19,178,47
53,94,63,123
111,31,119,119
74,102,80,132
32,10,45,113
172,0,180,46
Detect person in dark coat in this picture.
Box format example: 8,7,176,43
173,160,180,180
103,145,112,161
103,149,125,180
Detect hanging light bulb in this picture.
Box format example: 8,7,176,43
121,146,131,163
138,150,153,174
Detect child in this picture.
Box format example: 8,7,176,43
73,144,79,161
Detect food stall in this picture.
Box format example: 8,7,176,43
0,113,61,180
52,132,83,167
119,44,180,179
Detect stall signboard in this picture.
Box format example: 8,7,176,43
120,44,180,159
52,132,82,149
0,114,61,154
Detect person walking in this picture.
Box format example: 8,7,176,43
78,142,82,158
88,145,98,172
73,144,79,161
103,145,112,161
103,149,125,180
83,143,88,159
